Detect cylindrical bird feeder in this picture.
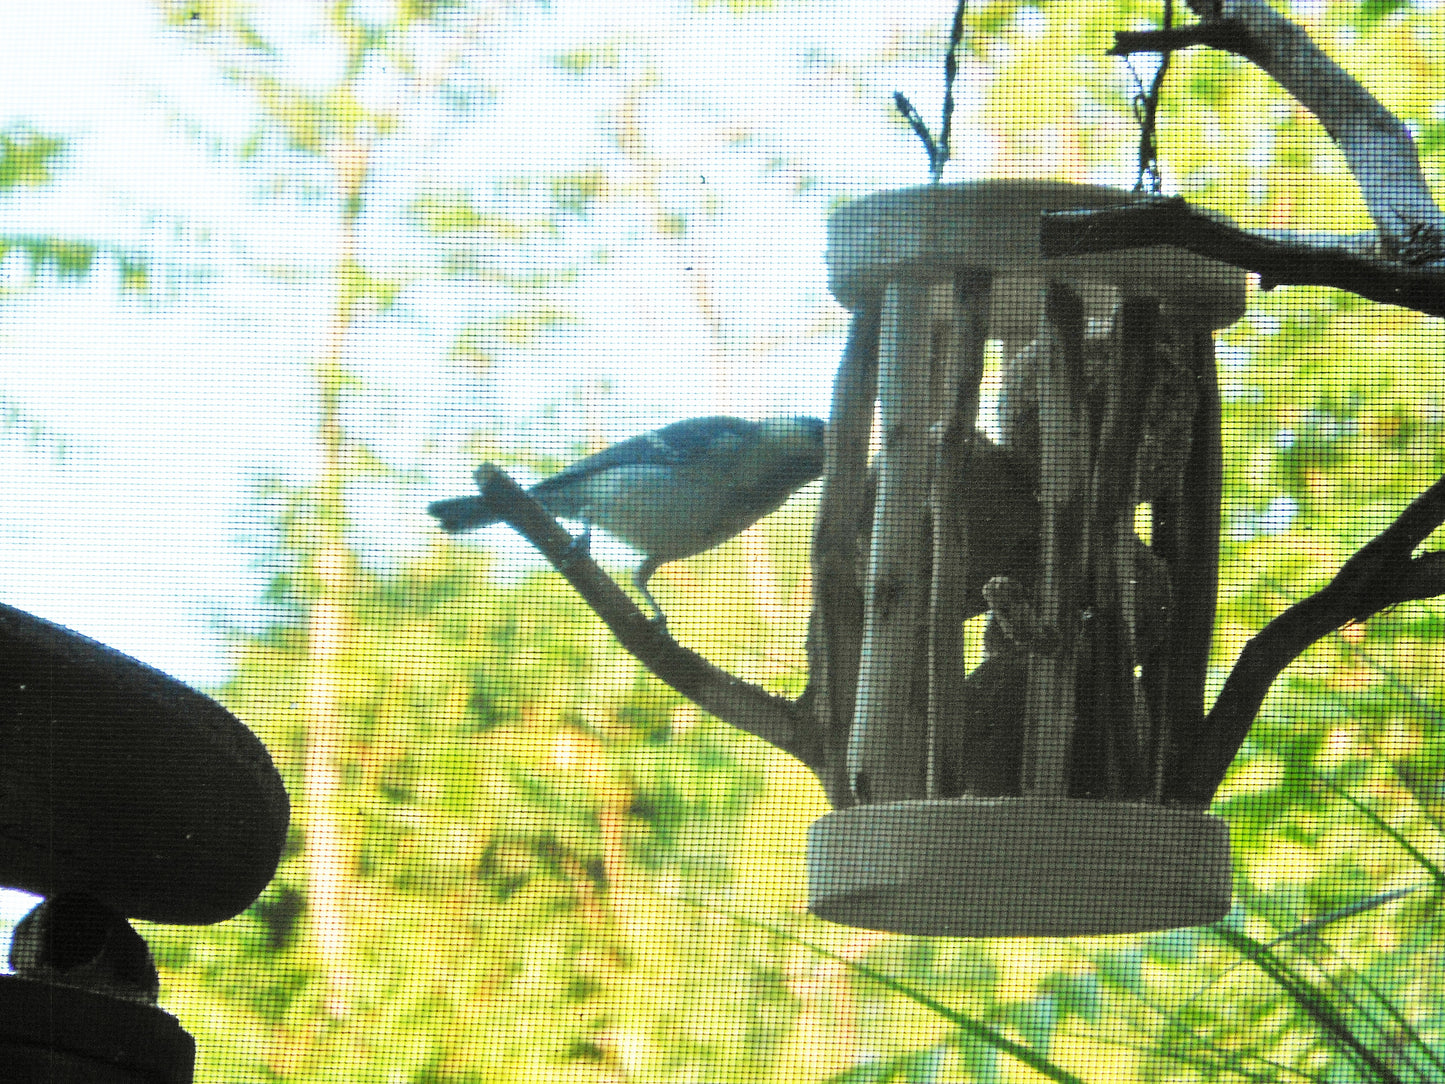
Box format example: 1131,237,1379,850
807,182,1246,936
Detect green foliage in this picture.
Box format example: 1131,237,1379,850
693,0,780,13
148,527,827,1080
0,126,152,295
0,127,64,191
121,0,1445,1080
704,907,1091,1084
409,190,561,240
0,235,94,280
1357,0,1413,29
0,396,72,460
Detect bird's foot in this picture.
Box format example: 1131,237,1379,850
633,565,670,632
640,595,669,633
558,525,592,570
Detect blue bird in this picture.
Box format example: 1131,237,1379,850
429,415,826,624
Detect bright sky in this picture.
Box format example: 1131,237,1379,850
0,0,1001,690
0,1,313,681
0,0,983,933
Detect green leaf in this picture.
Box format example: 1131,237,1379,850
1357,0,1411,27
0,127,64,190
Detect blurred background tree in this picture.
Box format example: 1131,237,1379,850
0,0,1442,1079
0,121,152,459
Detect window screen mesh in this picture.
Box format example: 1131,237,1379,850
1,2,1442,1080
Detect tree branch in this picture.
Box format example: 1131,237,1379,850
1111,22,1249,58
469,464,824,782
1114,0,1445,265
1170,472,1445,806
1040,197,1445,318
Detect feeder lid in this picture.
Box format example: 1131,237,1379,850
808,796,1232,937
0,602,289,925
827,181,1247,333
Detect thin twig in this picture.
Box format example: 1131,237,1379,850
892,91,942,177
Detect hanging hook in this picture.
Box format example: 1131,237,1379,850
893,0,970,183
1126,0,1174,194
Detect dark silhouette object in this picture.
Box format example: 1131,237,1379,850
0,602,288,924
2,892,194,1083
0,602,289,1083
10,893,161,1004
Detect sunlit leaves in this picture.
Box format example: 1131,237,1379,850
123,0,1445,1079
0,129,149,297
0,396,72,461
0,235,93,281
0,127,64,190
171,533,812,1078
692,0,780,13
409,189,559,238
546,170,609,215
1357,0,1413,28
552,45,620,75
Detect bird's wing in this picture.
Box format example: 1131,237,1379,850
532,416,756,492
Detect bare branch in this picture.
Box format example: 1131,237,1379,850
1020,283,1089,798
926,273,992,797
1394,551,1445,601
892,92,943,179
1169,473,1445,806
1120,0,1445,264
469,464,824,781
1111,23,1249,58
1040,197,1445,318
848,280,937,803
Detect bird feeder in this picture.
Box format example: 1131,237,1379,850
807,181,1246,937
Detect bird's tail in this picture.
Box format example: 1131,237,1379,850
427,495,501,533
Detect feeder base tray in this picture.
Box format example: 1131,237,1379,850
808,797,1231,937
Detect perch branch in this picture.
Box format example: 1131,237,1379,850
1171,472,1445,806
469,464,824,781
1041,197,1445,318
1116,0,1445,265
